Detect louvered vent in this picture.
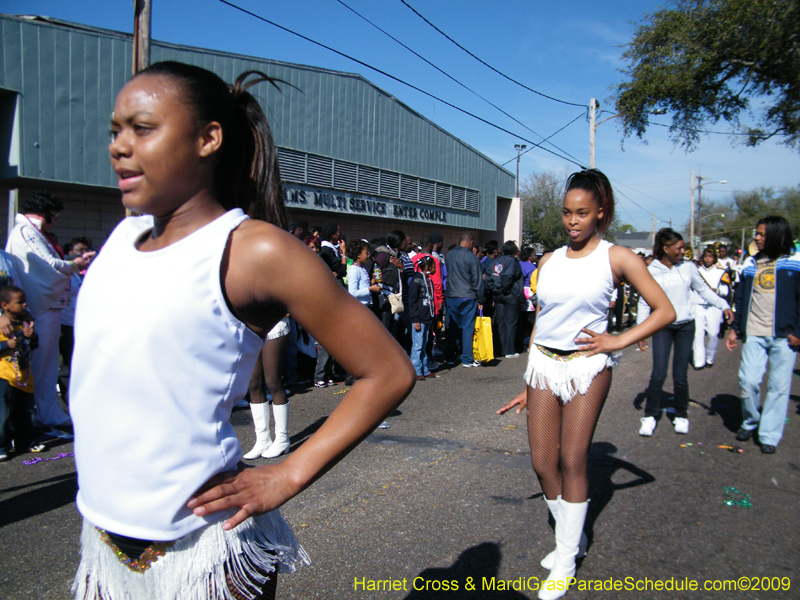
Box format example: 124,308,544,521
380,171,400,199
307,155,333,187
435,183,451,207
400,175,418,202
358,165,380,195
277,148,481,213
334,160,358,191
277,148,306,183
419,180,435,204
451,187,466,210
466,189,480,212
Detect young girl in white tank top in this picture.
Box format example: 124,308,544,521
70,62,415,600
498,170,675,600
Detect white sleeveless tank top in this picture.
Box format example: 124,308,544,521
70,209,263,540
533,239,615,351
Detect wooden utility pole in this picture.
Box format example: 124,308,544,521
133,0,152,75
128,0,151,217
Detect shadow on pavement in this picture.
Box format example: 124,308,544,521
403,542,529,599
0,472,77,527
706,393,742,431
586,442,655,550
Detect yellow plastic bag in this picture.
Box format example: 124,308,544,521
473,310,494,363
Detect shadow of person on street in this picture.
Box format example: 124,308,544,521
704,393,742,431
0,472,77,527
585,442,655,553
403,542,529,599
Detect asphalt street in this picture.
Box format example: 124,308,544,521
1,336,798,600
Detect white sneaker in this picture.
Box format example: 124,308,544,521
462,361,482,368
639,416,656,437
673,417,689,434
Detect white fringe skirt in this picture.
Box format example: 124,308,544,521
524,344,620,403
266,317,291,340
72,509,309,600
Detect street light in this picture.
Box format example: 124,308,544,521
690,172,726,253
589,99,665,168
514,144,526,197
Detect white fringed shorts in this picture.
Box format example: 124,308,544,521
266,317,291,340
72,509,309,600
524,344,620,403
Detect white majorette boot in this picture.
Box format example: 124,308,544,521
538,498,589,600
541,496,587,570
243,402,272,460
262,403,290,458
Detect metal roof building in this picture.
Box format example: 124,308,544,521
0,14,518,248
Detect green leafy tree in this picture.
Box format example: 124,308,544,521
614,0,800,150
687,186,800,249
521,171,566,252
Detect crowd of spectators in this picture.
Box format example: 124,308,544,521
282,223,542,387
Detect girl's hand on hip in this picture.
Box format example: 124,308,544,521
574,328,618,356
187,463,298,530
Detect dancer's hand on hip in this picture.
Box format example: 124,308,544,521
187,463,299,531
574,327,618,356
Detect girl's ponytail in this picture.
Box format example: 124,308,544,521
230,72,288,230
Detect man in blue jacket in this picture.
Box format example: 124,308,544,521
445,232,485,367
726,216,800,454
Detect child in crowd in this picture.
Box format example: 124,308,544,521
347,240,381,306
0,285,43,461
409,256,437,380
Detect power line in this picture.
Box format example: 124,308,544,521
598,109,775,138
610,178,677,210
400,0,586,108
501,113,586,167
335,0,583,164
216,0,585,168
614,187,667,222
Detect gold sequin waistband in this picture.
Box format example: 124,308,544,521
534,344,592,362
97,528,175,573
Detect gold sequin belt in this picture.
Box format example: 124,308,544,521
97,528,175,573
534,344,592,362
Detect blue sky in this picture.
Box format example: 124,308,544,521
6,0,798,231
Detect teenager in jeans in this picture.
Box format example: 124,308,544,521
726,216,800,455
637,229,732,437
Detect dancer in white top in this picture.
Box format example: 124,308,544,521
70,61,415,600
692,248,729,369
498,170,674,600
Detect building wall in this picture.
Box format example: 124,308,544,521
1,183,124,249
287,210,474,252
0,15,515,238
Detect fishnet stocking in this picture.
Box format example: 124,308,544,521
527,368,612,503
248,334,289,406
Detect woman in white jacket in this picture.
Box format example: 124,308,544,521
637,229,733,436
